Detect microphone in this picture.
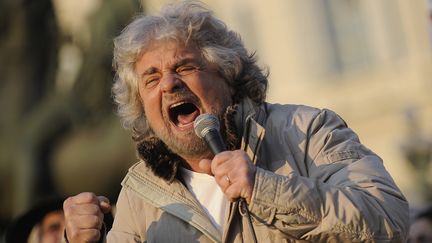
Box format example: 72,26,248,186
193,113,226,154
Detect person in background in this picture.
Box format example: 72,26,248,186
4,198,65,243
409,206,432,243
63,1,409,242
35,210,65,243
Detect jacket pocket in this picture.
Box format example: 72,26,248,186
325,150,361,164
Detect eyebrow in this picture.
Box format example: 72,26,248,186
141,67,158,76
173,58,202,68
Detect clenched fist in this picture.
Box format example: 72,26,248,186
63,192,111,243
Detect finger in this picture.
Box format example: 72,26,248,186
242,189,253,204
212,158,233,178
199,159,213,175
211,151,233,167
208,151,233,177
227,180,253,204
220,174,232,191
224,184,251,203
224,185,239,202
98,196,111,214
69,203,102,216
212,150,252,172
213,163,233,187
212,150,234,160
70,228,101,243
245,192,252,204
72,192,99,205
75,214,104,229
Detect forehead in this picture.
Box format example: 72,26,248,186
135,41,201,74
41,210,64,226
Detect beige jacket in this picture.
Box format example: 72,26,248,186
107,99,409,242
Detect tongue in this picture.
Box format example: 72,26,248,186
177,110,199,125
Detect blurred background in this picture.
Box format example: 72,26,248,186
1,0,432,239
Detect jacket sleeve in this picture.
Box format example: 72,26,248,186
248,108,409,242
106,188,142,242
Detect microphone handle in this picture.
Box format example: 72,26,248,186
203,129,226,154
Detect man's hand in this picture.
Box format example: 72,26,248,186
63,192,111,243
199,150,256,204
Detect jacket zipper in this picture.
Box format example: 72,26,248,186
238,199,258,243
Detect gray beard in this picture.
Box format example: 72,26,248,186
154,122,211,159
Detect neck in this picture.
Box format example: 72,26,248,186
180,152,213,173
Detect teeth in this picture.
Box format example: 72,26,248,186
170,101,186,109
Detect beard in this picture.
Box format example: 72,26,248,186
154,121,211,158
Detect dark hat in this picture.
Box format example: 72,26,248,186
4,197,65,243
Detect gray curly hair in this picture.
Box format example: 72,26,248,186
112,0,268,140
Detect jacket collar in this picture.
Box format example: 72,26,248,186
234,98,267,164
122,162,222,242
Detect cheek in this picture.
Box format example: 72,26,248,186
197,73,232,96
209,79,233,101
140,90,163,123
142,102,159,132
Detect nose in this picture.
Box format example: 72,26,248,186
160,72,183,93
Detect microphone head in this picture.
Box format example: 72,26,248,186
193,113,220,139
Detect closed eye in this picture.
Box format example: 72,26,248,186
143,74,160,88
176,65,200,76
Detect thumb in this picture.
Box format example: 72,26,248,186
98,196,111,214
199,159,213,176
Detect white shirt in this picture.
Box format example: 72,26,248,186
180,167,228,232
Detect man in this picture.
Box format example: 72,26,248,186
5,198,65,243
63,1,409,242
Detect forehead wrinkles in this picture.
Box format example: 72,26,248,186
137,45,198,76
138,41,199,65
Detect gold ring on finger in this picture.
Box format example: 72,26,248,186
224,175,231,185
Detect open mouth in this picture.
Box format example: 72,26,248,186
168,101,200,128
